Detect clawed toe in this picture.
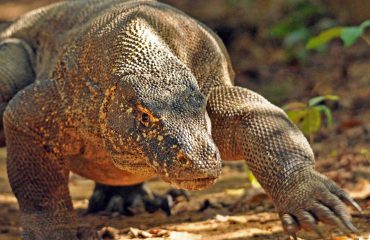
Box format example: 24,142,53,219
281,214,299,238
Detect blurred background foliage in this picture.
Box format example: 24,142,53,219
283,95,339,143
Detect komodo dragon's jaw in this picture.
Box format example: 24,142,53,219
141,134,223,191
170,176,219,191
159,150,222,191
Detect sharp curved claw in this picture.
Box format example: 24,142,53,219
313,202,351,234
322,194,359,234
324,178,363,212
347,198,362,213
334,207,359,234
297,211,324,239
344,220,359,234
281,214,299,237
161,195,174,216
337,190,362,212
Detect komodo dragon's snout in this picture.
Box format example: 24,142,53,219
102,72,222,190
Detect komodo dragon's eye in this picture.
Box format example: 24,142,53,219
141,113,150,124
137,111,151,127
136,104,159,127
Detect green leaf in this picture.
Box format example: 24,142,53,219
300,108,321,135
247,171,261,188
282,101,307,111
314,105,333,127
283,27,311,48
308,95,339,107
341,27,363,47
270,22,296,38
284,95,339,138
360,19,370,29
306,27,342,49
286,109,308,125
307,19,370,49
341,19,370,47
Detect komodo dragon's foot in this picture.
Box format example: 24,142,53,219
87,183,189,216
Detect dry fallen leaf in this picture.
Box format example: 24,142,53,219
225,188,245,196
167,231,202,240
148,228,169,237
214,214,248,224
348,179,370,200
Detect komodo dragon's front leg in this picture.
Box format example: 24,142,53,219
207,85,361,237
3,80,99,240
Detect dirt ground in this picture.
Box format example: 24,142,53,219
0,1,369,240
0,149,369,240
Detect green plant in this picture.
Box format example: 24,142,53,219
242,164,261,189
306,19,370,49
269,1,324,39
283,95,339,143
268,0,326,61
247,168,261,188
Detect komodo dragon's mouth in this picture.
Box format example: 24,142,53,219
170,177,217,190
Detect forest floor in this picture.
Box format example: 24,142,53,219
0,0,369,239
0,148,369,240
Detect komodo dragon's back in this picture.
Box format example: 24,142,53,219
0,0,152,80
1,0,142,44
1,0,234,87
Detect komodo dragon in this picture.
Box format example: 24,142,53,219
0,0,362,239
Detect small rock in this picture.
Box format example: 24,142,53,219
215,214,229,222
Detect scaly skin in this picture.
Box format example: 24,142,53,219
0,0,361,239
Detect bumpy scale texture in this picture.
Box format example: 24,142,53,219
0,0,360,239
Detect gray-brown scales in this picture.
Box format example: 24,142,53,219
0,0,362,239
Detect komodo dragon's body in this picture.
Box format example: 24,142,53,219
0,0,361,239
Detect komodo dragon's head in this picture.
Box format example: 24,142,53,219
100,70,222,190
